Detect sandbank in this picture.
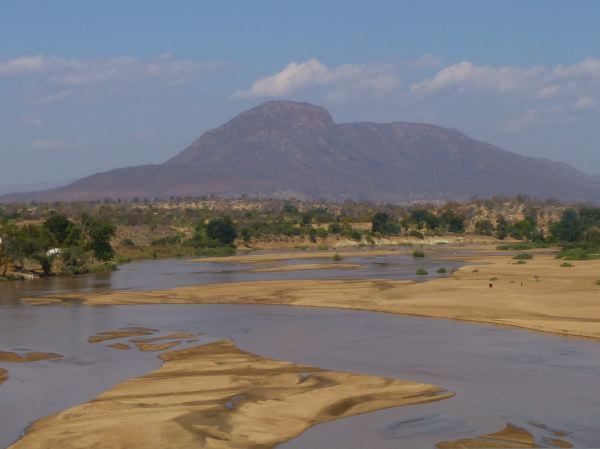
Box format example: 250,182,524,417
9,340,451,449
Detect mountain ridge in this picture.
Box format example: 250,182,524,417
2,100,599,204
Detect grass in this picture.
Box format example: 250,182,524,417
513,253,534,260
496,242,550,251
596,280,600,286
332,253,342,261
317,244,329,250
436,267,447,274
416,268,428,275
489,277,498,281
412,250,425,258
515,260,527,264
560,262,574,267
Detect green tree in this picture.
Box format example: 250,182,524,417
371,212,400,235
88,220,116,261
43,213,73,245
475,220,494,236
206,217,238,246
551,209,583,242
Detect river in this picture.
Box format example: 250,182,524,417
1,254,598,448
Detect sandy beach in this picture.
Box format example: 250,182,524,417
9,340,452,449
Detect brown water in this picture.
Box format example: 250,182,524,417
1,256,599,448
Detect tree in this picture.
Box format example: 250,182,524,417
550,209,583,242
206,217,238,246
496,216,510,240
585,226,600,246
43,213,73,245
441,211,465,234
371,212,400,235
475,220,494,236
410,210,439,230
88,220,116,261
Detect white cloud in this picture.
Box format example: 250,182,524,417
408,58,600,133
32,139,82,151
0,55,45,77
410,61,546,94
0,53,223,103
23,117,43,129
232,58,400,101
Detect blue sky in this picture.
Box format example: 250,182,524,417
2,0,600,186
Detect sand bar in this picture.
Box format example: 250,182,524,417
249,262,360,272
0,351,63,363
9,340,452,449
196,249,405,264
27,253,600,340
0,368,7,385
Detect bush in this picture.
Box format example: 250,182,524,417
151,234,182,246
436,267,447,274
416,268,428,275
206,217,237,246
560,262,574,267
409,230,424,239
515,260,527,264
412,250,425,258
120,238,135,247
333,253,342,261
513,253,533,260
595,280,600,286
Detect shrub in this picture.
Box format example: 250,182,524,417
515,260,527,264
560,262,574,267
595,280,600,286
489,277,498,281
513,253,533,260
436,267,447,274
317,244,328,250
333,253,342,261
120,238,135,247
412,250,425,258
416,268,428,275
409,230,424,239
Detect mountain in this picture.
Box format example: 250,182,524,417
2,101,600,203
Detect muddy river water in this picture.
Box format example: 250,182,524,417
1,255,599,448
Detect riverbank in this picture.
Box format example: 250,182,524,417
27,249,600,341
9,340,452,449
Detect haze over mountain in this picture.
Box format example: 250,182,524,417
2,101,600,204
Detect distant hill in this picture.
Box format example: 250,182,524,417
2,101,600,203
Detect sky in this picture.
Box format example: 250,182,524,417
1,0,600,186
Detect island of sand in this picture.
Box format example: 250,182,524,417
0,368,7,385
0,351,63,363
9,340,452,449
29,248,600,341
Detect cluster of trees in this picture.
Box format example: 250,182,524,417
370,209,466,237
0,212,116,276
549,208,600,243
475,215,543,241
